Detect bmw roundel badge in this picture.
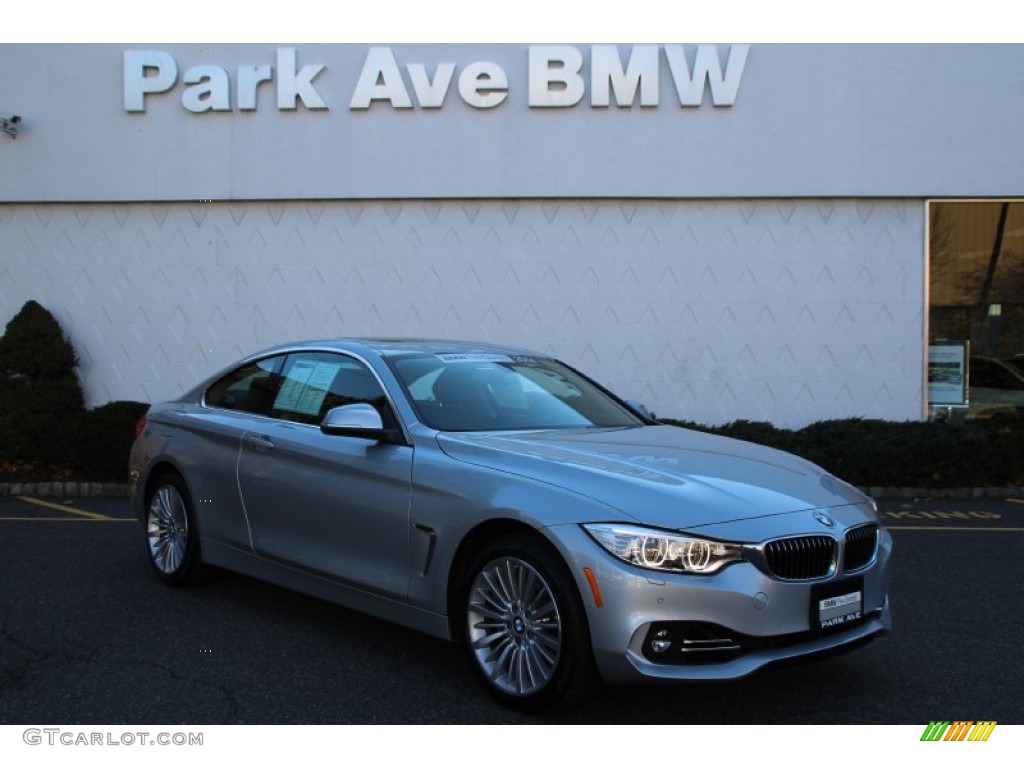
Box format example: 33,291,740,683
813,511,835,528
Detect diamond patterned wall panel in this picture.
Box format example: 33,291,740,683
0,199,925,426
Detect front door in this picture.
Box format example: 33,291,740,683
237,351,413,599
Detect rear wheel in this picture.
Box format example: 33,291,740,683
144,473,211,586
463,533,598,712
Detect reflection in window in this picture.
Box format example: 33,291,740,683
389,354,643,432
205,356,285,415
930,202,1024,419
270,352,392,426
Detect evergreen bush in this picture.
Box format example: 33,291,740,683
70,400,150,481
0,300,84,463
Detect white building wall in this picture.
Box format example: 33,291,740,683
3,45,1024,201
0,198,924,427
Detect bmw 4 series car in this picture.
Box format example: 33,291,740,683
129,339,892,711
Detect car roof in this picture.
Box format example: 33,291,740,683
249,338,551,359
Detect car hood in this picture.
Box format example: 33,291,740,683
435,425,867,527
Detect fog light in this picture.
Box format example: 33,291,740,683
649,628,672,654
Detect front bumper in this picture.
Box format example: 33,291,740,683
620,600,890,682
547,522,893,685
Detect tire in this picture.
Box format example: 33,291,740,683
462,533,598,712
144,473,211,587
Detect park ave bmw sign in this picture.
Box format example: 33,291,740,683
123,45,749,113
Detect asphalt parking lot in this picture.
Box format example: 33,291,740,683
0,495,1021,724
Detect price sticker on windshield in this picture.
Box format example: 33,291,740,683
436,353,513,363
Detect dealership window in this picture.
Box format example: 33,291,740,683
929,201,1024,420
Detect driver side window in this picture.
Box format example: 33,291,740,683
270,352,395,427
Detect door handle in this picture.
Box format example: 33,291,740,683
246,434,275,450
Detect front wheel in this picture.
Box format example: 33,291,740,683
463,533,598,712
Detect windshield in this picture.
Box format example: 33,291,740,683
388,353,645,432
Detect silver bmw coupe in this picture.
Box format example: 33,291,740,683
129,339,892,711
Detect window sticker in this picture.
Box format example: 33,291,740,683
274,360,343,416
435,353,514,364
928,342,968,407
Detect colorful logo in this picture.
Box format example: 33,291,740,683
920,721,997,742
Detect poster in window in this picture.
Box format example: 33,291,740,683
274,360,342,416
928,342,968,406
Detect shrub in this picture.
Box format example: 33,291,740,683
660,416,1024,488
0,300,84,463
0,300,151,483
69,401,151,481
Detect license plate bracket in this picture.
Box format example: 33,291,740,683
811,576,864,632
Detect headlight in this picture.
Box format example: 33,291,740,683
583,523,743,575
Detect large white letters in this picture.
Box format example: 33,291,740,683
238,65,273,111
276,48,327,110
591,45,659,107
182,66,231,112
664,44,749,107
124,50,178,112
407,62,456,109
351,48,507,110
123,45,749,114
349,47,413,109
528,46,585,108
458,61,508,109
124,49,326,113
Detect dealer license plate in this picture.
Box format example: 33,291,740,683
812,577,863,631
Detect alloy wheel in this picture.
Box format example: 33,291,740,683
147,484,190,576
467,556,562,697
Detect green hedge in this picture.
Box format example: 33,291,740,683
0,399,149,484
0,300,83,464
68,401,151,481
0,300,150,483
5,408,1024,488
660,417,1024,488
2,300,1021,487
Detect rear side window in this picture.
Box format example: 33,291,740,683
205,356,286,415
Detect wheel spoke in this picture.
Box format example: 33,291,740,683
481,569,511,609
513,646,528,693
470,602,507,622
537,592,557,619
524,643,549,685
495,561,516,604
528,594,556,618
533,626,561,652
487,639,515,680
167,538,182,572
472,617,506,631
472,627,510,650
530,637,557,667
515,560,529,603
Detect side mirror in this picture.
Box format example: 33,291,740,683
320,403,399,442
625,399,656,421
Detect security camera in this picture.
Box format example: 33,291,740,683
1,114,21,138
